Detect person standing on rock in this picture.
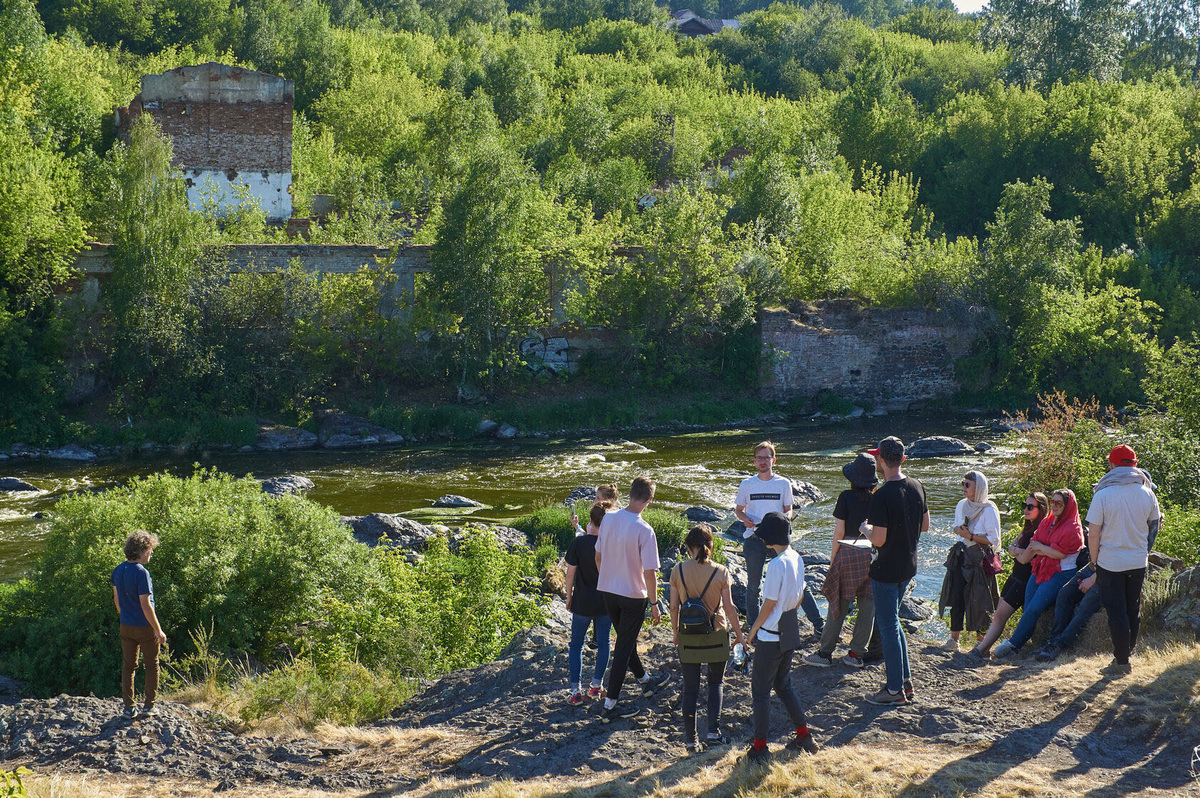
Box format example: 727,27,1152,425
743,512,819,764
596,477,668,721
804,452,879,669
564,503,613,705
736,442,822,637
861,437,928,706
1085,445,1161,676
111,531,167,720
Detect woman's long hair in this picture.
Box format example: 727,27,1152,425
685,524,715,563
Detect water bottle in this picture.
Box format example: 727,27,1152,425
732,643,746,666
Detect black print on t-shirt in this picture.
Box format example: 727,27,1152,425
749,493,782,501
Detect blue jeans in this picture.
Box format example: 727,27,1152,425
1047,567,1103,649
871,578,911,694
801,586,824,634
1009,569,1074,651
744,535,766,627
568,613,612,690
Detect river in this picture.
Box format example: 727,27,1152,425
0,416,1017,601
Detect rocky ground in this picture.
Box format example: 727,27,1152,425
4,594,1198,796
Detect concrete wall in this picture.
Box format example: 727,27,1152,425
761,301,975,409
116,63,294,221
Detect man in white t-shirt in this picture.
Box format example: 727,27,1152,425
735,441,793,628
595,476,669,722
1085,445,1162,675
742,512,818,764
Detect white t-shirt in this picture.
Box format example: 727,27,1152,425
596,508,660,599
1085,483,1161,572
756,547,805,643
735,473,793,538
953,501,1002,548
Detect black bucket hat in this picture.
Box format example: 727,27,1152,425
843,452,878,488
755,511,791,547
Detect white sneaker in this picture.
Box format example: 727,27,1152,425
939,637,960,652
993,640,1016,660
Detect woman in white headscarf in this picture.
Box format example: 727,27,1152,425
938,470,1002,652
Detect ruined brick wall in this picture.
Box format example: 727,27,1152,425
761,301,977,410
116,63,293,220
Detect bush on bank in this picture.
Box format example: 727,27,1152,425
0,470,544,703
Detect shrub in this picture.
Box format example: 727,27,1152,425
512,503,697,559
1004,391,1114,511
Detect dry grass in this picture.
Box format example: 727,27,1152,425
18,643,1200,798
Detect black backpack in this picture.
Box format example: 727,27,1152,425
677,563,719,634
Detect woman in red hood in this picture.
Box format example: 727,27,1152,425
992,489,1085,660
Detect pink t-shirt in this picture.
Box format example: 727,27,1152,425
596,508,660,599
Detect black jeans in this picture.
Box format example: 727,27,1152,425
602,591,648,701
681,661,724,742
750,640,807,741
1097,566,1146,665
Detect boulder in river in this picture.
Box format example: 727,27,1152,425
905,436,974,458
789,479,826,507
476,419,500,436
563,486,596,506
497,423,519,440
314,410,403,450
433,494,483,508
47,443,97,462
0,477,40,492
992,418,1036,434
259,475,315,497
685,505,726,523
254,422,317,452
975,442,993,453
346,513,435,551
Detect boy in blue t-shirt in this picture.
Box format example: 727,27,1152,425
111,531,167,719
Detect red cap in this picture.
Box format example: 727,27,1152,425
1108,445,1137,467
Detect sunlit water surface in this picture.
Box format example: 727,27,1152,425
0,416,1019,603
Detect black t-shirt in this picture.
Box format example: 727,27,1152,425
867,476,927,583
565,534,606,618
833,489,872,541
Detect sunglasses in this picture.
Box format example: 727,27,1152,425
961,481,974,488
1023,502,1038,510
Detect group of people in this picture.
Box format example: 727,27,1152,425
109,435,1162,758
561,436,1163,761
940,444,1161,675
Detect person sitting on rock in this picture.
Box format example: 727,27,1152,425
111,530,167,720
670,523,744,753
938,470,1001,653
564,502,613,705
804,452,879,669
743,512,819,764
968,492,1049,661
993,489,1084,660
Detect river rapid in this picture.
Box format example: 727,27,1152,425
0,416,1018,600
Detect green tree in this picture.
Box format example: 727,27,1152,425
99,117,215,413
983,0,1129,87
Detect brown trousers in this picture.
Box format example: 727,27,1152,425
120,624,160,709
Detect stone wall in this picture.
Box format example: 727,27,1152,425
761,301,976,409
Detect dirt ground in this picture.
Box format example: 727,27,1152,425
7,615,1200,797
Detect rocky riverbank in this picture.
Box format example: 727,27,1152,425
3,605,1197,797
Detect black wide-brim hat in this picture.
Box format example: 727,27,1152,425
755,511,791,546
843,452,879,488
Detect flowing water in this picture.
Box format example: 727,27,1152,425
0,416,1019,601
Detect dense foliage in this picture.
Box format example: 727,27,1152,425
0,471,544,699
3,0,1200,440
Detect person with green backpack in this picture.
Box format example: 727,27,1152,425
669,524,744,754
